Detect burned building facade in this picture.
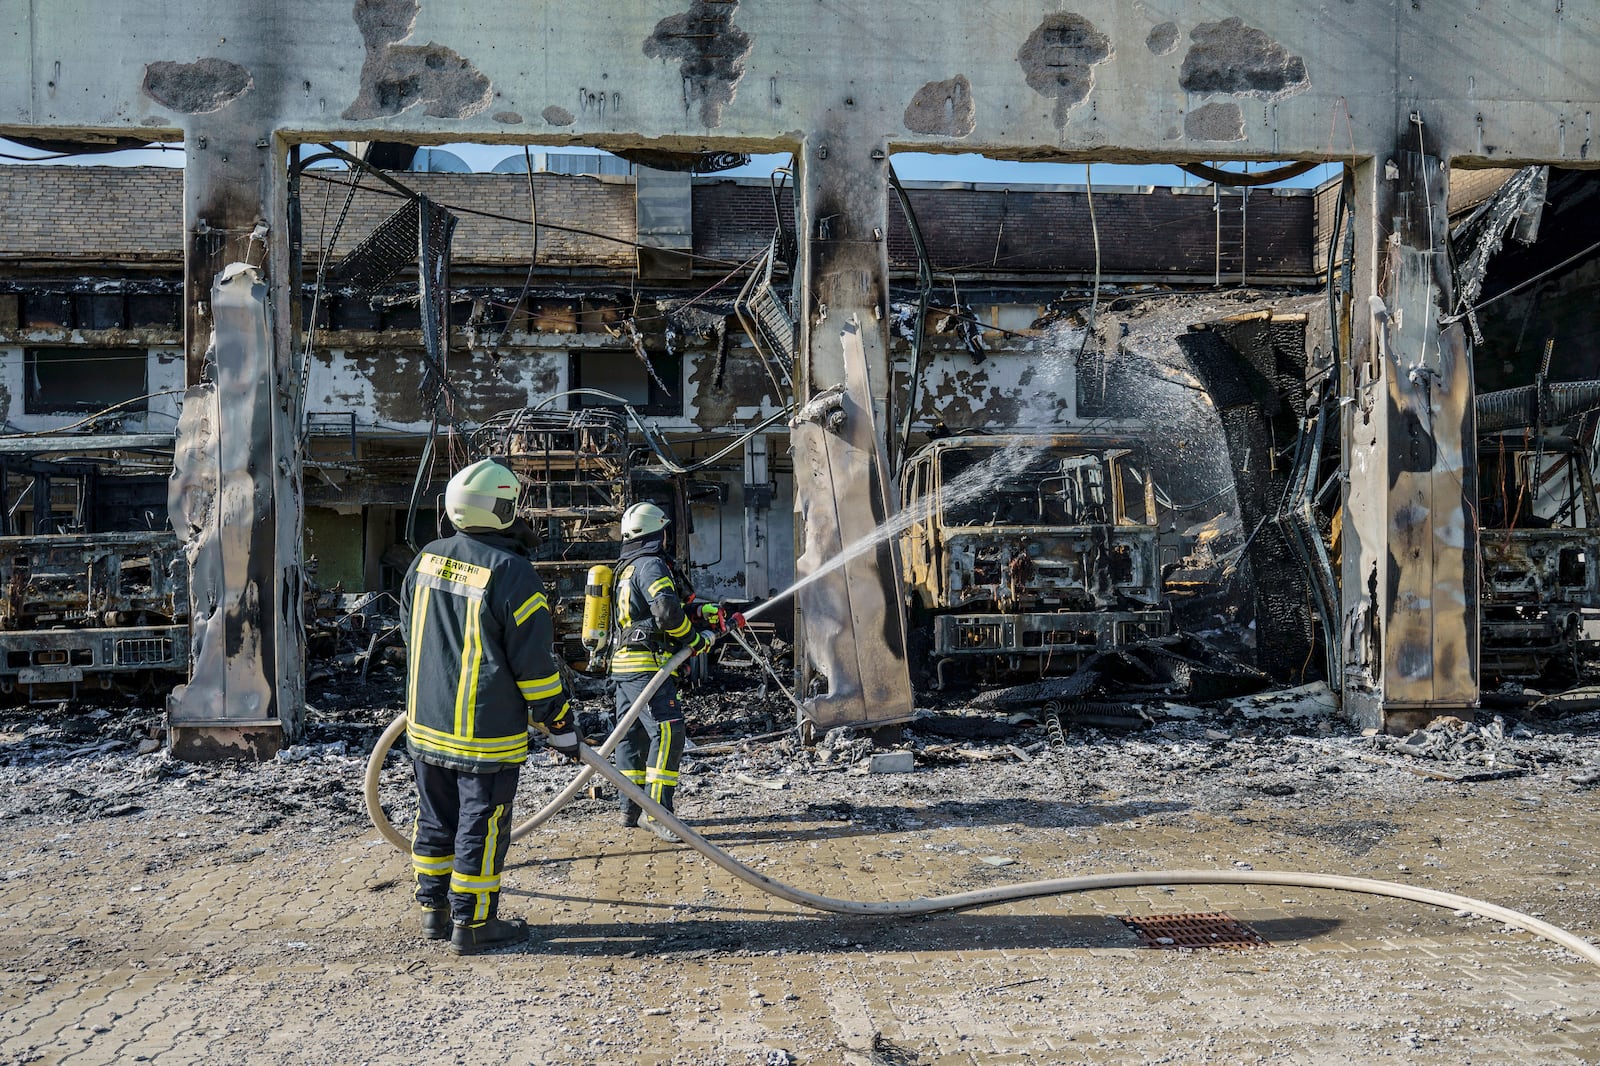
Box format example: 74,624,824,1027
3,1,1596,755
0,161,1324,710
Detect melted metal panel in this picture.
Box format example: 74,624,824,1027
167,264,277,724
1379,148,1479,710
793,318,913,731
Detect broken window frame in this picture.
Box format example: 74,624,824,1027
568,348,682,417
22,346,147,416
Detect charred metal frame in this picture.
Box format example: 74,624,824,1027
471,406,694,667
1477,432,1600,680
0,530,189,699
900,433,1170,685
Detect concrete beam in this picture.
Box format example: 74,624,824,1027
2,3,1596,166
0,434,175,454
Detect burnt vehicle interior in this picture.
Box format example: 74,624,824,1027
0,443,187,699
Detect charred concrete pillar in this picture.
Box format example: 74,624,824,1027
1340,129,1479,732
167,127,305,759
790,133,914,735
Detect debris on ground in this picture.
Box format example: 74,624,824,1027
1218,681,1340,721
1357,713,1547,775
965,633,1272,719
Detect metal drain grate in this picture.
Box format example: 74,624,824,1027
1118,912,1270,950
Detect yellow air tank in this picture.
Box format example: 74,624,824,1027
581,564,614,671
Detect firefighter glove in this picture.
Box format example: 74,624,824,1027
545,729,581,762
688,629,715,657
697,602,724,629
533,704,581,762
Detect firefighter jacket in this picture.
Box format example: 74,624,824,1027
401,530,569,773
609,542,704,675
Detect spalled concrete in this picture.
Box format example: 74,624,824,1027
141,58,253,115
1178,17,1310,99
1015,13,1114,129
643,0,753,128
903,76,976,138
343,0,492,121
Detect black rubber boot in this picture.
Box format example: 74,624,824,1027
449,917,530,956
420,907,451,940
620,799,641,828
641,814,683,845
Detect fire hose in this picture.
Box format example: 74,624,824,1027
363,646,1600,969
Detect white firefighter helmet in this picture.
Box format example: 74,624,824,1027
445,459,519,531
620,501,669,541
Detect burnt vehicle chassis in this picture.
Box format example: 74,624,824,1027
0,531,189,699
1478,430,1600,680
900,433,1171,687
0,447,189,701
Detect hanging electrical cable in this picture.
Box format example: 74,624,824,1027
295,155,366,430
523,389,793,475
496,145,540,347
3,390,189,437
888,162,934,468
1180,160,1321,188
300,169,750,270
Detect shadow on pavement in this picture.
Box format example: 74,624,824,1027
490,899,1346,957
539,798,1190,860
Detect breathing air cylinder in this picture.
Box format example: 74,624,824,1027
581,564,615,672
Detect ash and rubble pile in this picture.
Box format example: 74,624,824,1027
7,643,1600,853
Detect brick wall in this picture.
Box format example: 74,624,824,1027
694,179,1318,281
0,167,636,269
0,167,183,261
300,171,636,268
1,164,1318,282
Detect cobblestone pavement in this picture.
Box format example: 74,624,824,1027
3,748,1600,1065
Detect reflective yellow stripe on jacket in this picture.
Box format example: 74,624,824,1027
407,719,528,762
612,647,669,672
513,591,547,627
453,598,484,738
517,672,564,701
405,585,432,726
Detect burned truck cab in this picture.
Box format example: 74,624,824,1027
0,449,188,701
1478,432,1600,680
899,434,1170,686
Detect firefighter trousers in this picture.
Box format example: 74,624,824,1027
612,673,685,816
410,758,519,926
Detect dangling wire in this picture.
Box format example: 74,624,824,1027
498,146,541,346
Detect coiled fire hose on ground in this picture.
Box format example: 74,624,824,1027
364,646,1600,968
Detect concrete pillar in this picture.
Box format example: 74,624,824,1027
789,131,914,735
166,127,305,759
1340,127,1479,732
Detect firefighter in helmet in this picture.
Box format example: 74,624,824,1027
400,458,575,955
608,500,720,843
